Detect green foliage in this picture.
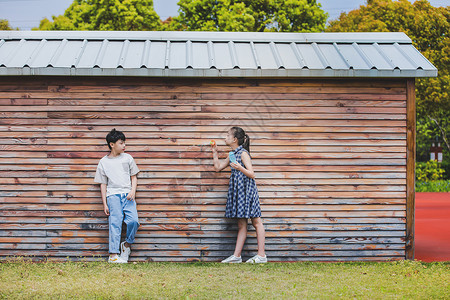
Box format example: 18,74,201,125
416,180,450,192
0,19,15,30
38,0,327,32
326,0,450,161
416,160,445,182
38,16,76,30
415,158,450,191
441,157,450,180
274,0,328,32
38,0,161,31
164,0,327,32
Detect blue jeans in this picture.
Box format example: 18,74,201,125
107,193,140,254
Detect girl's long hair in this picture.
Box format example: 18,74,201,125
231,127,250,153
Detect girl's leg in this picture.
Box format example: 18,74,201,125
233,218,248,257
251,217,266,257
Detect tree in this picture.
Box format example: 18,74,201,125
327,0,450,176
38,0,161,31
163,0,327,32
0,19,14,30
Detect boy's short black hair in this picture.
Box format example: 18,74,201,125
106,128,126,149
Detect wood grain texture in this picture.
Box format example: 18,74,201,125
405,79,415,260
0,77,409,261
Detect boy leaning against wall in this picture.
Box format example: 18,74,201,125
94,128,140,263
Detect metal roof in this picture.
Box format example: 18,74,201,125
0,31,437,77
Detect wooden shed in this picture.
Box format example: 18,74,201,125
0,31,437,262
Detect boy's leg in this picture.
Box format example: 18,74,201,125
119,195,139,261
108,194,124,254
122,196,140,245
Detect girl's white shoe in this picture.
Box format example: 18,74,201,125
246,255,268,263
221,255,242,263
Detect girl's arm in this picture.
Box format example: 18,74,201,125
231,151,256,179
127,175,137,200
212,145,230,172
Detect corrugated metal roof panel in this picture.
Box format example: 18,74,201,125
337,44,368,69
318,43,348,69
31,40,61,68
100,41,122,68
77,41,102,68
213,42,233,69
235,42,256,69
169,42,187,69
358,44,392,70
275,43,301,69
147,41,165,69
255,42,278,69
296,43,324,69
0,30,437,77
379,43,412,69
55,40,82,67
398,44,435,70
8,39,35,67
192,42,209,69
123,41,145,69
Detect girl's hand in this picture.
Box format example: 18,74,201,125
127,192,135,201
104,205,110,216
230,162,243,171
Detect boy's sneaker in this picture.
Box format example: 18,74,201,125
120,241,131,262
246,255,268,264
108,255,127,264
221,255,242,263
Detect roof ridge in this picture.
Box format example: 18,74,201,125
0,30,412,44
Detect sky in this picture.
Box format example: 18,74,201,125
0,0,449,30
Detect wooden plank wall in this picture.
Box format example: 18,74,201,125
0,77,408,262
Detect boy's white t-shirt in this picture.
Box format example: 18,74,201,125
94,153,140,197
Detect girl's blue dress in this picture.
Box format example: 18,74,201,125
225,145,261,218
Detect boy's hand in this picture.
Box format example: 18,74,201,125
104,205,109,216
127,192,135,201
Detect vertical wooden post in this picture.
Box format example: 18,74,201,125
406,79,416,260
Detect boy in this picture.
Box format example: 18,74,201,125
94,128,140,263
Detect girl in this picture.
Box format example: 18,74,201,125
212,127,267,263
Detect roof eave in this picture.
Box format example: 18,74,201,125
0,67,438,78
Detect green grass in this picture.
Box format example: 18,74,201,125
1,260,449,299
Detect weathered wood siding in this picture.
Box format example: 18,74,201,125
0,77,410,261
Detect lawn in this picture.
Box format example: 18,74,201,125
0,260,449,299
